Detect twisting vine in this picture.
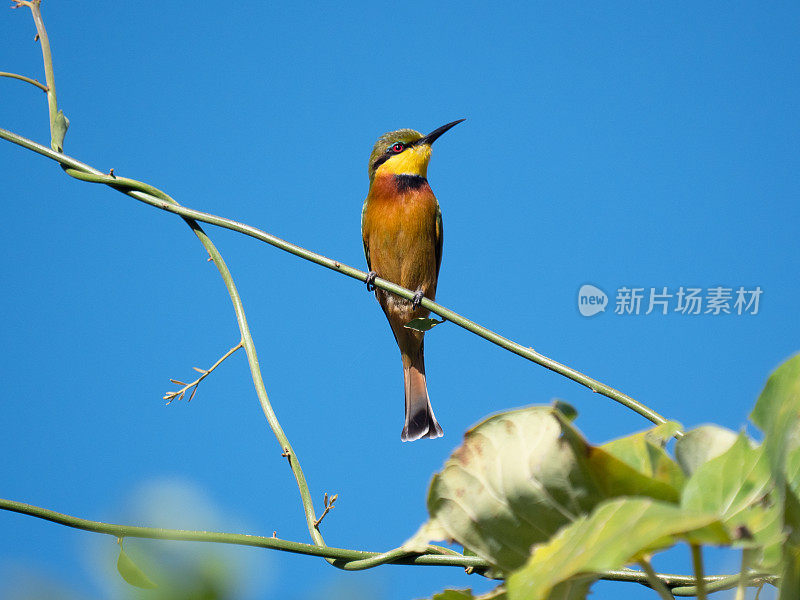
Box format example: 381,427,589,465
5,0,332,557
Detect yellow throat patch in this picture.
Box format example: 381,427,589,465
375,144,433,179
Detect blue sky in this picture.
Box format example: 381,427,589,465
1,2,798,599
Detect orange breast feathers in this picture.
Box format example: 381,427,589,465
362,173,442,299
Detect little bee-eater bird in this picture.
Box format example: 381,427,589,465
361,119,464,441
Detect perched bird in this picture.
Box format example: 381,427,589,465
361,119,464,441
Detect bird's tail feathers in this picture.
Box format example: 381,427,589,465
401,353,443,442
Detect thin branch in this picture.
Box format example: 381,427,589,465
6,0,328,541
734,549,754,600
691,544,707,600
602,569,711,589
639,558,676,600
670,572,778,597
313,492,337,529
164,341,243,404
340,547,421,571
1,496,766,589
3,2,328,548
13,0,59,147
0,497,475,568
0,71,48,92
335,544,464,571
0,126,674,433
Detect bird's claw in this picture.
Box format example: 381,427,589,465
365,271,377,292
411,290,424,309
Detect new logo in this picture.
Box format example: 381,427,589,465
578,284,608,317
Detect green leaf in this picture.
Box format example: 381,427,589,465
681,433,781,570
779,520,800,600
784,443,800,573
557,414,683,503
751,352,800,482
506,498,728,600
600,421,686,494
547,576,595,600
430,586,506,600
787,441,800,498
425,405,604,572
552,400,577,422
735,502,783,570
403,520,449,553
751,353,800,588
431,590,476,600
52,109,69,152
674,424,739,476
681,434,771,524
117,546,157,589
645,420,684,444
404,317,445,332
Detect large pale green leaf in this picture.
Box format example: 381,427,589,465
506,498,728,600
751,353,800,480
557,414,683,503
751,353,800,593
425,405,604,572
674,425,740,476
682,434,772,523
681,433,781,570
735,502,783,571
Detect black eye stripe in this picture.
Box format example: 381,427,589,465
372,154,391,171
372,139,414,172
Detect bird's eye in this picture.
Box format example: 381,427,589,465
389,142,405,154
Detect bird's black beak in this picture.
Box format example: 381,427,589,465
415,119,466,146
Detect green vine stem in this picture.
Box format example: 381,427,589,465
640,558,676,600
734,550,754,600
670,573,776,597
2,496,768,588
12,1,58,146
0,126,673,433
607,568,777,594
691,544,707,600
6,1,331,550
81,168,329,549
0,498,476,568
604,569,778,595
0,71,48,92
